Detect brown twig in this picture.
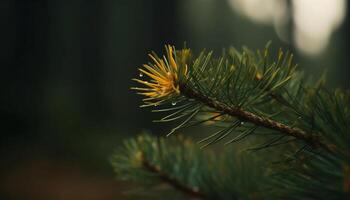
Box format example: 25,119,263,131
180,84,335,153
142,159,206,200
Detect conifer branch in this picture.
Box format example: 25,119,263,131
119,44,350,199
111,134,266,199
141,158,206,200
132,44,344,153
179,84,334,152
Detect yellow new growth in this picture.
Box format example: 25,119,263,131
132,45,189,101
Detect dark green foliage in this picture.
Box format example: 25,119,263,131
112,44,350,199
111,133,266,200
270,88,350,199
272,152,349,200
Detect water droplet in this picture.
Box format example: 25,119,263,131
240,121,244,125
298,116,302,119
139,72,143,77
172,101,177,106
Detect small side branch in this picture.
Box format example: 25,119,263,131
142,159,206,200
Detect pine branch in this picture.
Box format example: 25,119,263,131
122,43,350,199
141,158,206,200
111,133,266,200
132,44,342,153
179,83,334,153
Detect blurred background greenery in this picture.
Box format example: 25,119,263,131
0,0,349,199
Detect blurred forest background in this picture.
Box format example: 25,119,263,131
0,0,349,199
